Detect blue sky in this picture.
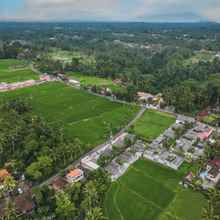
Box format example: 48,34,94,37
0,0,219,22
1,0,23,14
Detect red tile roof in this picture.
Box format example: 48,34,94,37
66,169,82,178
0,169,11,182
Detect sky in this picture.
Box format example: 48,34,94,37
0,0,220,22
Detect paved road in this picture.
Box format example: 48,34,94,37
40,106,146,187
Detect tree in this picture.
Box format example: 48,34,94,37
55,191,78,220
81,181,99,211
4,200,17,220
25,156,53,181
85,207,107,220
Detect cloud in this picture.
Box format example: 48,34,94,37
1,0,220,22
133,0,220,22
15,0,122,21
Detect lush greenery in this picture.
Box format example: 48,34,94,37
1,22,220,113
67,72,126,93
0,82,138,147
0,98,87,182
9,170,110,220
0,59,38,83
131,110,176,142
104,159,207,220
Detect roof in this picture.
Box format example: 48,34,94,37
15,192,35,214
66,169,83,178
197,110,209,117
0,169,10,181
208,157,220,168
198,128,214,141
208,166,220,178
184,172,194,182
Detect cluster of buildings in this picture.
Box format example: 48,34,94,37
0,74,56,92
143,115,215,170
199,157,220,189
50,133,146,187
105,140,146,181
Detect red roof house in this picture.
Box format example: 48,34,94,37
0,169,11,182
197,128,214,141
66,168,84,183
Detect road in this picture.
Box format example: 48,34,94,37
39,106,146,187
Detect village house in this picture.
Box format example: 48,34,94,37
137,92,164,107
0,169,11,190
68,79,81,87
81,155,100,171
15,192,35,217
200,157,220,189
205,157,220,184
197,128,214,141
66,168,84,184
0,169,10,183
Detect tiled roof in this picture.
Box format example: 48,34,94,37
66,169,82,178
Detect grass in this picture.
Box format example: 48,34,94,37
132,110,176,142
184,50,216,65
104,159,206,220
66,72,126,93
0,82,139,150
202,114,220,124
48,48,96,65
0,59,38,83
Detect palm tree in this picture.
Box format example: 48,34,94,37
85,207,107,220
4,200,17,220
82,181,99,211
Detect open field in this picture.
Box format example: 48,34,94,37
48,48,96,65
67,72,126,93
0,59,38,83
132,110,176,142
184,50,216,65
104,159,206,220
0,82,139,150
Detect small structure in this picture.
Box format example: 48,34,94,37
137,92,154,103
68,79,80,87
66,169,84,183
206,157,220,184
197,128,214,141
183,172,194,187
81,155,100,171
0,169,10,182
15,192,35,216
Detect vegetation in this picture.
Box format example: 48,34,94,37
0,59,38,83
104,159,207,220
67,72,126,93
0,82,139,147
0,98,87,182
18,169,110,220
131,110,176,142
